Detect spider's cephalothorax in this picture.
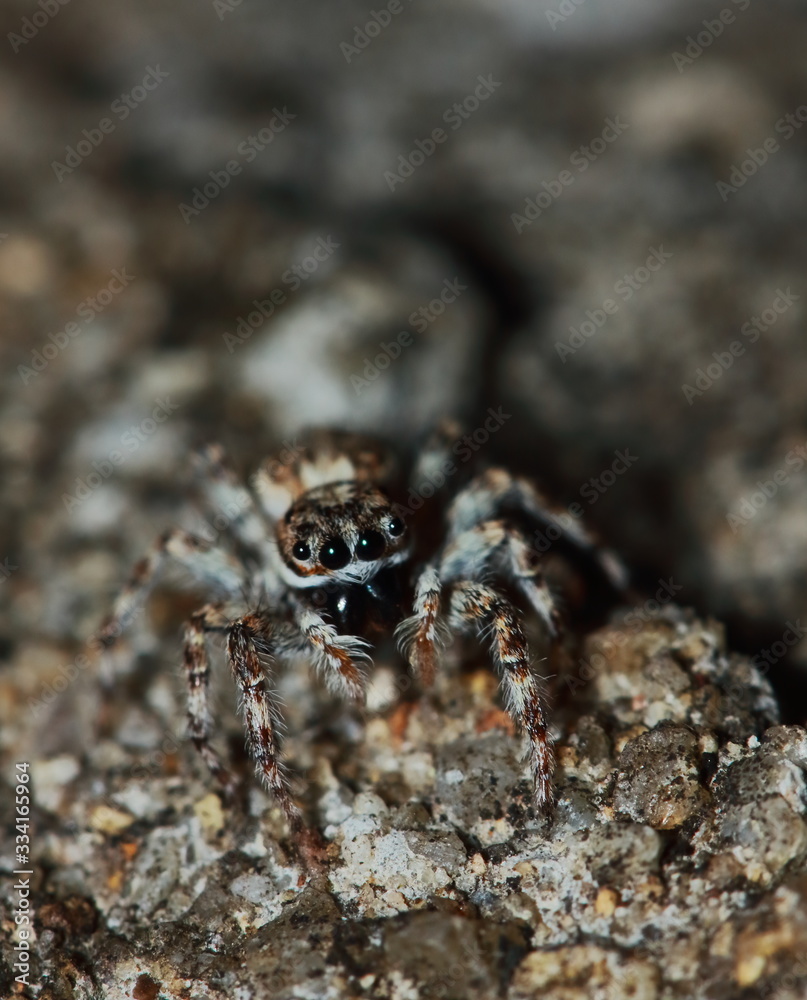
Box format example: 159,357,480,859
276,480,409,587
100,426,626,828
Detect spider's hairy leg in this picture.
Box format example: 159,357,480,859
291,605,370,703
438,520,560,640
193,443,275,555
183,604,236,796
448,581,555,810
395,566,448,686
227,613,301,828
445,468,628,592
98,529,244,649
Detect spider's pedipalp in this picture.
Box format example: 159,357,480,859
183,604,236,796
292,605,371,702
227,614,301,828
448,581,555,810
446,468,628,592
395,565,448,686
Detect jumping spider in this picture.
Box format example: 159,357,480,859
100,425,625,829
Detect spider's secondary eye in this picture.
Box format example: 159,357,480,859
356,529,385,561
319,537,351,570
292,540,311,561
388,516,404,537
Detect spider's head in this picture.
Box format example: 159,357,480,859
276,481,408,587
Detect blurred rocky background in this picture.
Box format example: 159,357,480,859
2,0,807,996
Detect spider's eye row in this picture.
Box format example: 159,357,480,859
319,537,351,570
292,540,311,561
356,529,385,561
388,516,404,537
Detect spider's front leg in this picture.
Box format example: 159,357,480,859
226,612,301,828
449,581,555,810
396,519,559,686
396,519,558,807
446,468,628,592
98,528,244,649
439,519,560,639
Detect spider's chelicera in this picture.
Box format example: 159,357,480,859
100,426,625,829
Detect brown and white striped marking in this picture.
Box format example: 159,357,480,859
226,614,301,828
395,566,447,687
293,606,370,702
182,605,235,795
449,581,555,810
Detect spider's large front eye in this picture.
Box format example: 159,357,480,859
292,540,311,561
319,537,351,570
356,529,385,561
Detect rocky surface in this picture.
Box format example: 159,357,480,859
4,607,807,998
